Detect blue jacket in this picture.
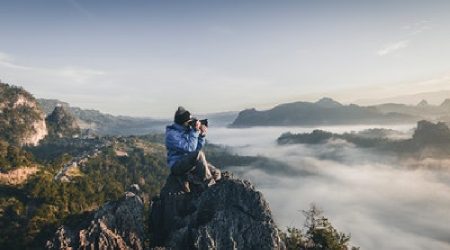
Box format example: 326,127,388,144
165,123,206,168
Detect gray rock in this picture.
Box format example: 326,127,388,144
46,185,145,250
150,174,282,249
47,175,283,250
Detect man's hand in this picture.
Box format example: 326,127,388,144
194,120,201,131
200,124,208,136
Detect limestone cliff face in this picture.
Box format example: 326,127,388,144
47,175,282,250
0,83,48,146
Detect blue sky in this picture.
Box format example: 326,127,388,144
1,0,450,117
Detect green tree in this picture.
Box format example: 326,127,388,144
281,204,358,250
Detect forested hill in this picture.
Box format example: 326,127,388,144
0,82,48,146
0,134,169,249
277,120,450,159
231,97,419,127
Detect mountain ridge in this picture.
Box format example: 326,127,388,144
230,98,419,127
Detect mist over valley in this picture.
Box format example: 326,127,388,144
208,124,450,249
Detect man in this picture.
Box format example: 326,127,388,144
165,106,220,193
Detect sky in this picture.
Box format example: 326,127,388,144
1,0,450,117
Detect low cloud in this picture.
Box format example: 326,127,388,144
209,125,450,249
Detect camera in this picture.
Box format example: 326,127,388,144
188,118,208,129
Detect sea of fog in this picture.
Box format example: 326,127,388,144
207,124,450,250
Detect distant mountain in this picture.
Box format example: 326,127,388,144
38,99,169,135
0,82,48,146
198,111,239,127
417,99,429,107
441,98,450,109
230,98,419,127
355,89,450,106
372,99,450,120
315,97,343,108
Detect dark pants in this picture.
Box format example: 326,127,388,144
171,151,210,181
171,151,209,180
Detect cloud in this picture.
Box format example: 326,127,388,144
0,51,105,83
376,20,430,57
58,67,105,83
377,40,409,56
403,19,432,36
208,125,450,249
0,52,31,70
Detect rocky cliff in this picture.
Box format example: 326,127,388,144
46,105,81,138
47,174,282,250
46,185,145,249
150,173,281,249
0,82,48,146
0,166,39,185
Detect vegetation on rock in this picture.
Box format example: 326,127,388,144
0,82,47,146
281,204,359,250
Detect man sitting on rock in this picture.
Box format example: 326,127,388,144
165,106,221,193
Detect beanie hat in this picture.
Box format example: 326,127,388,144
174,106,191,124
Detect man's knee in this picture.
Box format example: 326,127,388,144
196,150,206,161
171,154,197,175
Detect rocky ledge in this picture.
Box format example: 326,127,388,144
47,174,282,250
46,185,144,249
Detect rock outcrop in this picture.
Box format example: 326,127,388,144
46,105,81,138
150,173,282,249
46,185,145,249
47,174,282,250
0,166,39,185
0,82,48,146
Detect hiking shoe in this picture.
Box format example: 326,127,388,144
213,171,221,182
182,181,191,193
207,178,216,187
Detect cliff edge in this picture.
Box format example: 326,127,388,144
150,173,281,249
47,174,282,249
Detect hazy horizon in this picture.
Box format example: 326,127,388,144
2,1,450,117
